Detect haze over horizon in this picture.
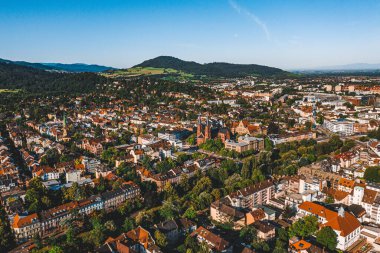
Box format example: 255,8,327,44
1,0,380,69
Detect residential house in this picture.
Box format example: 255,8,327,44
191,226,232,253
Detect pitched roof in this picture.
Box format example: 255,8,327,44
13,213,38,228
247,208,266,221
191,226,229,251
323,187,350,201
299,201,361,237
323,213,361,236
362,188,378,204
290,239,311,251
126,226,152,249
338,178,355,189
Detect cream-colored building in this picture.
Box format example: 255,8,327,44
224,136,264,153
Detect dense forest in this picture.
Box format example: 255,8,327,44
0,61,107,92
134,56,289,77
0,58,115,72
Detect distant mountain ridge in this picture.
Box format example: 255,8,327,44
319,63,380,70
42,63,116,73
0,59,106,92
133,56,288,77
292,63,380,74
0,58,115,73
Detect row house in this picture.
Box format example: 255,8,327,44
334,151,359,168
20,149,39,171
101,182,141,211
12,183,141,242
351,184,380,224
31,165,60,181
8,131,23,147
141,166,197,191
337,177,356,192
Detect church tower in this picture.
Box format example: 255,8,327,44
197,115,202,137
205,116,211,140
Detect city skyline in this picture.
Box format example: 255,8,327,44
1,0,380,69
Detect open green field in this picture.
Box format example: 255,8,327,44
103,67,194,80
0,89,21,93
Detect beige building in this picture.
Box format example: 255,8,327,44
224,136,264,153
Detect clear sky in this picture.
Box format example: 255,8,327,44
1,0,380,69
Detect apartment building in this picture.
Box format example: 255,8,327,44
324,119,354,136
210,180,274,227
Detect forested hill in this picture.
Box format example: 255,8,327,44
0,61,106,93
134,56,288,77
0,58,115,73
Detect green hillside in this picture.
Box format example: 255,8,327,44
132,56,288,78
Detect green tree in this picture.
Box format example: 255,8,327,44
0,202,15,251
252,168,265,183
325,195,335,204
86,217,106,247
364,166,380,183
273,248,288,253
25,177,52,212
267,121,279,134
183,206,197,220
316,226,338,251
154,230,168,248
66,226,76,246
49,246,64,253
239,226,257,244
191,177,212,196
179,173,190,192
264,137,274,151
163,182,177,200
185,235,199,252
241,159,252,179
159,200,178,220
94,125,103,138
63,182,85,201
186,134,196,145
123,217,135,232
33,234,43,249
289,215,318,238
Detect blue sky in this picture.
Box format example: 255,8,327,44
1,0,380,69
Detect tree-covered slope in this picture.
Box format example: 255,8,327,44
0,58,115,73
0,61,106,93
134,56,288,77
